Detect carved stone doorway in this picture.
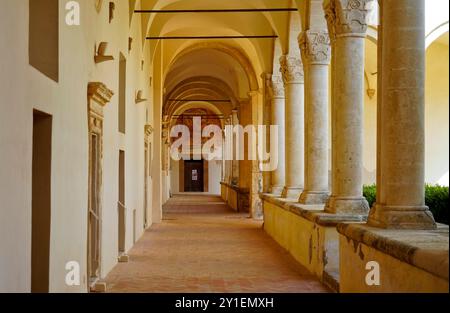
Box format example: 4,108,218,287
87,82,113,291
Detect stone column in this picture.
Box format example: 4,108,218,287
299,30,331,204
262,73,273,193
323,0,373,214
280,55,305,199
231,109,239,185
249,90,264,219
221,123,226,181
269,75,286,195
368,0,436,229
225,116,233,184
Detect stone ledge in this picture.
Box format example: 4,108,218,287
260,193,299,210
221,182,249,194
261,194,367,226
288,203,367,227
337,223,449,280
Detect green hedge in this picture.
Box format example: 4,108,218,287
363,184,449,225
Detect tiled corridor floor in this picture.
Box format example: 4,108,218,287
104,195,329,293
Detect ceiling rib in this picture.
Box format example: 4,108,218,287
135,8,297,13
167,99,231,103
147,35,277,40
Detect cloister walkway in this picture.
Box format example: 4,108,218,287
104,195,329,293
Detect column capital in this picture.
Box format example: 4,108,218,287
323,0,374,39
298,30,331,65
268,75,285,99
279,55,304,85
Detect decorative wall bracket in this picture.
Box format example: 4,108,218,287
109,2,115,23
95,42,114,64
95,0,103,13
135,90,147,104
128,37,133,53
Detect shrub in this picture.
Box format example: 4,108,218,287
363,184,449,225
425,184,449,225
363,184,377,208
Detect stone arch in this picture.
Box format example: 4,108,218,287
163,77,238,118
426,22,449,49
167,42,259,91
168,101,226,138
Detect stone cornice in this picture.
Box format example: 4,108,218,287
299,31,331,65
88,82,114,106
279,55,304,85
324,0,374,39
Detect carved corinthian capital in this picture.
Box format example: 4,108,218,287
299,31,331,65
323,0,374,38
268,75,285,99
279,55,304,85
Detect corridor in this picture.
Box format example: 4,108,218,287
104,195,328,293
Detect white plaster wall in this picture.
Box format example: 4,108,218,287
360,37,450,186
0,0,154,292
208,161,222,195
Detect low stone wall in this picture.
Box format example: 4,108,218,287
262,193,449,292
338,223,449,293
220,182,249,212
261,194,366,291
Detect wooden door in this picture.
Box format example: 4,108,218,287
184,160,204,192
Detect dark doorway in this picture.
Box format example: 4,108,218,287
32,110,52,293
184,160,204,192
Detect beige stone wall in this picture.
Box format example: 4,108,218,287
263,201,339,280
425,38,449,185
0,0,154,292
339,235,449,293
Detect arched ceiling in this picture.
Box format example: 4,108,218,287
164,48,250,99
138,0,294,59
131,0,298,120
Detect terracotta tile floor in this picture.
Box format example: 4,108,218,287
104,195,329,293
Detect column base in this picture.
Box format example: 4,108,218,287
251,194,264,220
281,186,303,199
325,196,370,215
368,203,437,230
270,185,284,196
299,190,330,205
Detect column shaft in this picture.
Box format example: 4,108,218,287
368,0,436,229
324,0,372,214
231,110,239,185
269,75,286,195
299,30,331,204
280,55,305,199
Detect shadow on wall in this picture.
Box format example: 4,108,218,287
29,0,59,82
